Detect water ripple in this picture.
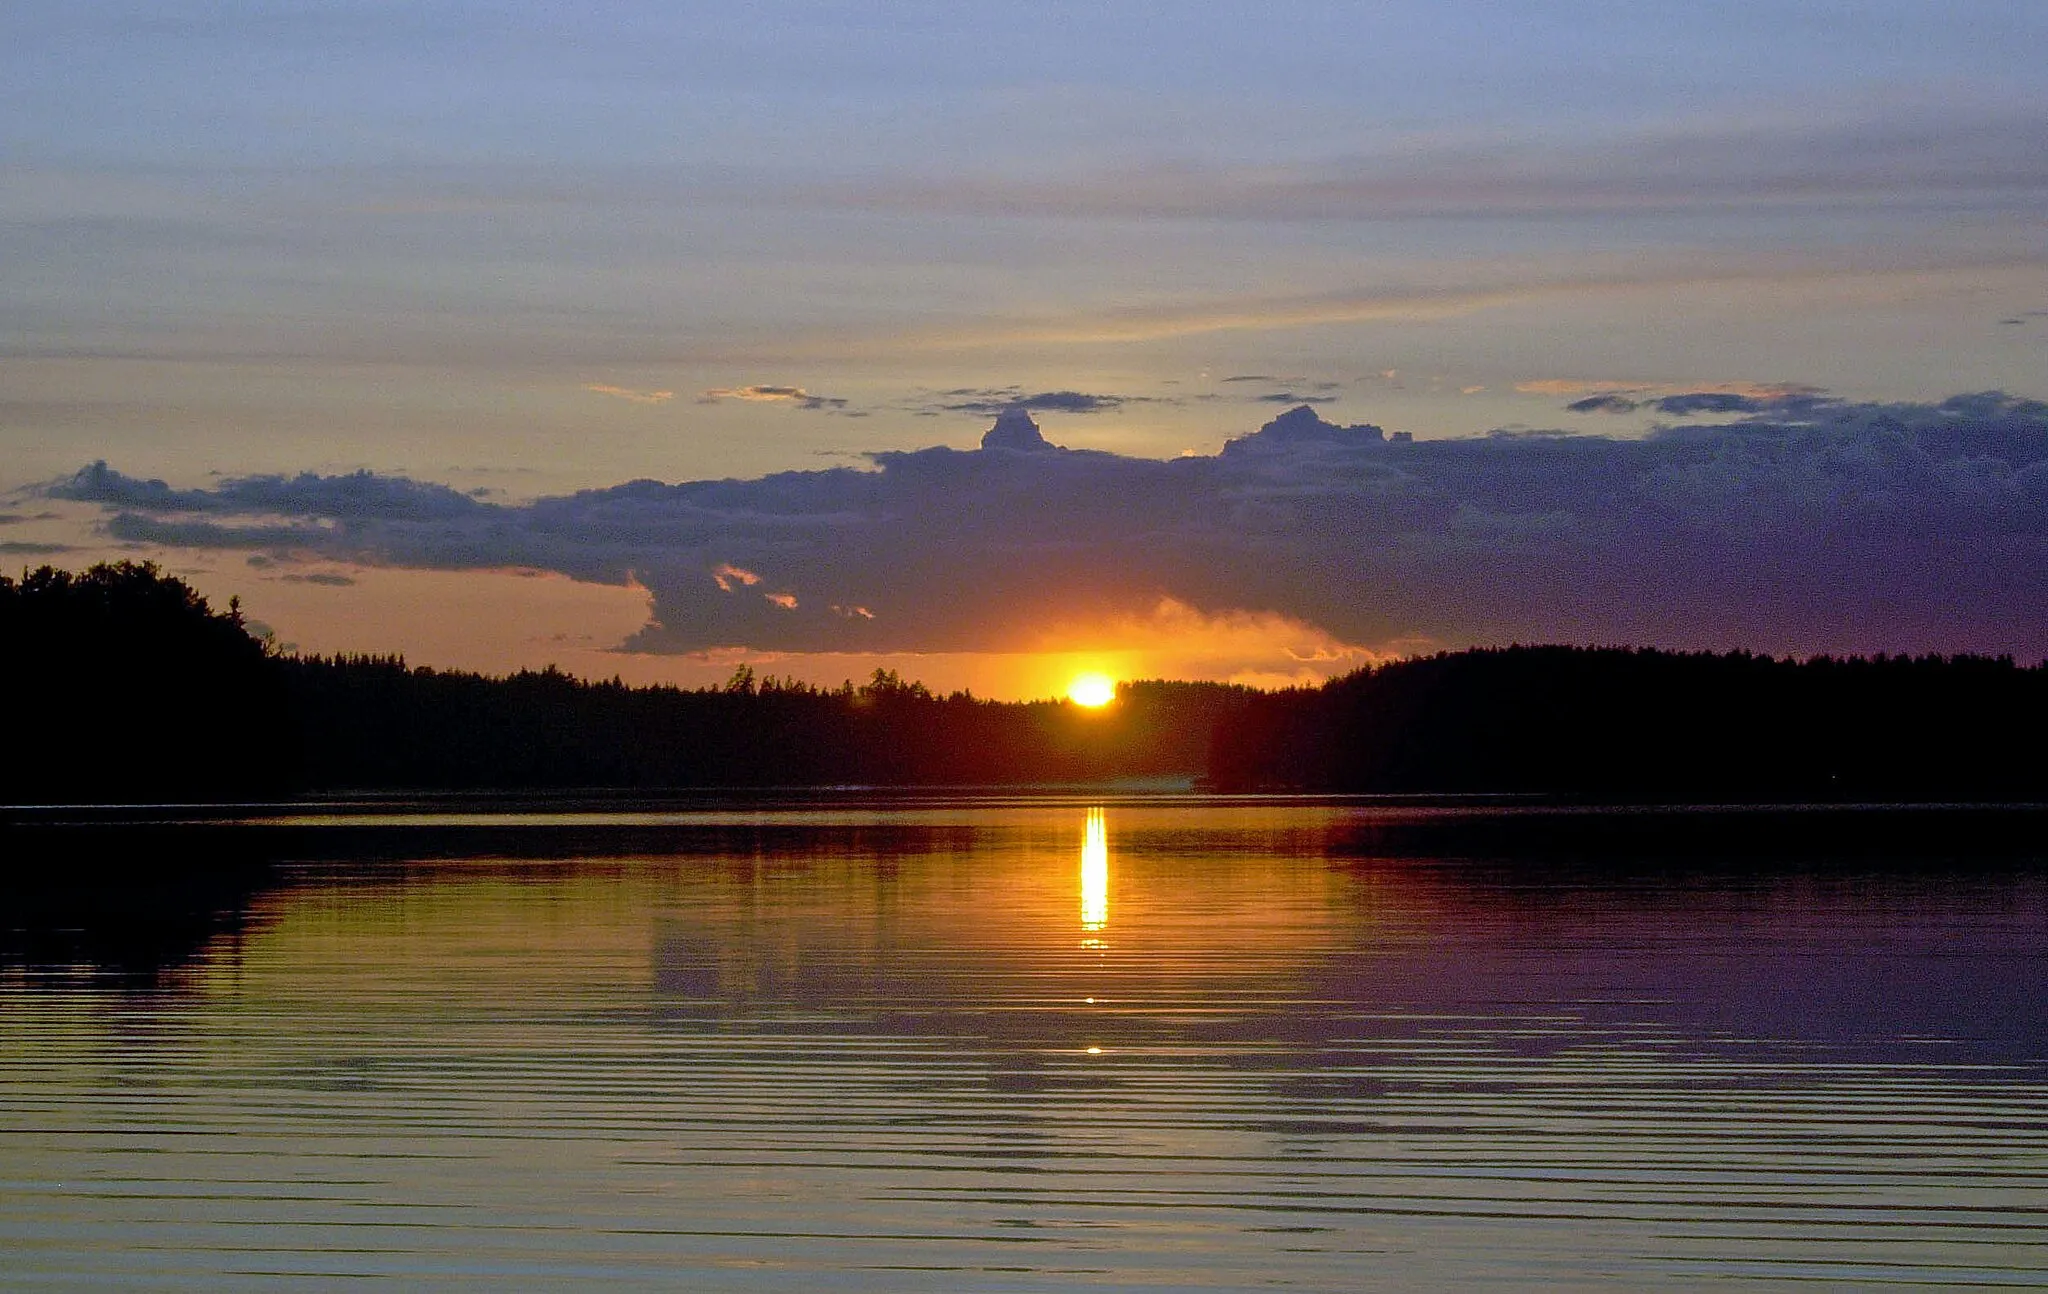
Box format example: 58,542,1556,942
3,802,2044,1288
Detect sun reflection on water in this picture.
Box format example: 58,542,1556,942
1080,806,1109,939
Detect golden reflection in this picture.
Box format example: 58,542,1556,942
1081,806,1109,936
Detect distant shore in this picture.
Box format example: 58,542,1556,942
8,562,2046,803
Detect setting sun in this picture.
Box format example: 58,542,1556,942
1067,673,1118,707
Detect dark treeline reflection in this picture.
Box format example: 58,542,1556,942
11,806,2041,1010
6,563,2048,801
0,824,278,983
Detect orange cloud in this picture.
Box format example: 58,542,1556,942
1516,379,1649,397
583,383,675,405
698,384,849,410
577,598,1398,701
1008,598,1392,694
135,553,1415,701
151,558,1323,702
711,563,761,592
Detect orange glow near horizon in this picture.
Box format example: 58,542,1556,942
78,546,1390,700
1066,672,1118,707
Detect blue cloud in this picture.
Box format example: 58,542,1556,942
57,462,486,522
925,389,1142,416
1652,392,1767,415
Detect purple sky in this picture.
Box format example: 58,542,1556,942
5,2,2046,692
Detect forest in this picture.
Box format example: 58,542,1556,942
5,562,2045,803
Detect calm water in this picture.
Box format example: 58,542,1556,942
3,799,2046,1289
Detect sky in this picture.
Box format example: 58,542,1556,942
5,2,2047,697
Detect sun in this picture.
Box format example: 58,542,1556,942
1066,672,1118,708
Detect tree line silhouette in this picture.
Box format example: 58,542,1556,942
2,563,1242,798
1210,644,2048,798
6,563,2046,802
279,655,1239,789
2,561,290,801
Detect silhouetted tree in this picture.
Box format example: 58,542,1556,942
0,562,291,802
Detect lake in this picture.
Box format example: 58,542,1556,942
3,798,2046,1289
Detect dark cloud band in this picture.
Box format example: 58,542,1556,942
920,388,1145,416
52,393,2048,660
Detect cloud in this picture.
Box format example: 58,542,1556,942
699,384,850,411
919,387,1144,416
711,563,761,592
1057,597,1390,690
55,461,487,522
882,256,2011,355
1214,375,1346,408
46,393,2048,661
280,572,357,586
1521,380,1650,398
0,540,74,555
1651,392,1770,416
584,384,676,405
1541,381,1834,418
1252,392,1338,405
822,106,2048,222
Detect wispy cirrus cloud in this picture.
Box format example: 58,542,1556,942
698,384,851,412
871,260,2038,354
1517,380,1652,398
583,383,675,405
1210,375,1345,407
817,107,2048,223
